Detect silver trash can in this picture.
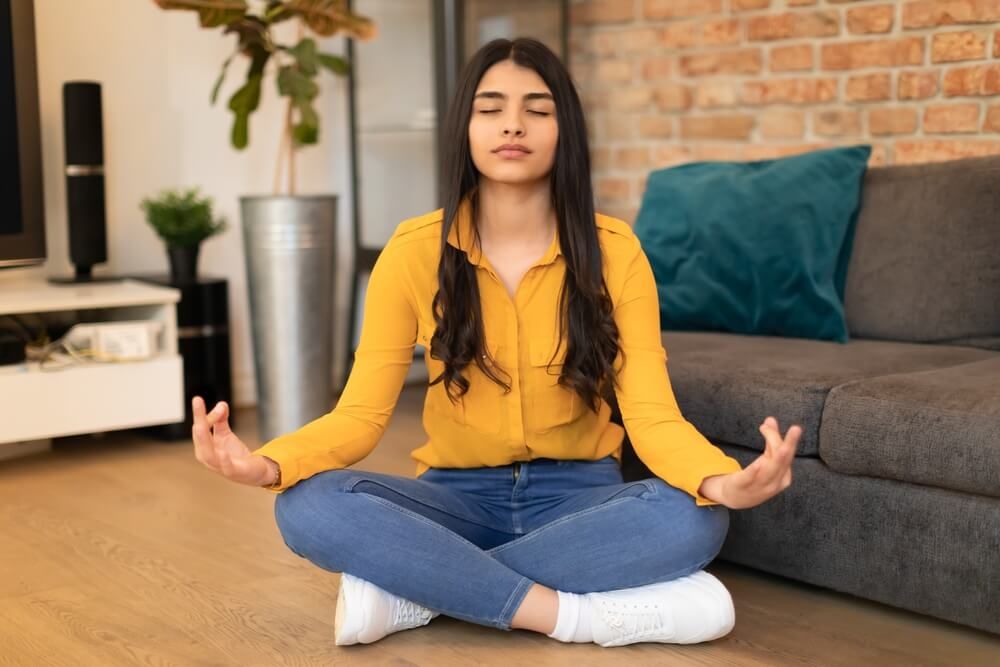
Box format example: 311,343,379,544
241,194,338,444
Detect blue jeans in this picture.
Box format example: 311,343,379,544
273,455,729,631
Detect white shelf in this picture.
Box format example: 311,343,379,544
0,277,180,315
0,354,184,444
0,277,184,448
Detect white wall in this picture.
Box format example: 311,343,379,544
1,0,356,406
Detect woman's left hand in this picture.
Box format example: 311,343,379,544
700,416,801,510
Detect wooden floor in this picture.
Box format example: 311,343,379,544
1,383,998,666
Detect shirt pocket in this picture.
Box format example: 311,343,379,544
527,336,577,433
418,322,503,434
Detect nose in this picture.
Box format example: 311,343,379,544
502,123,524,138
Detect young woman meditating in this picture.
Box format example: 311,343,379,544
191,37,800,649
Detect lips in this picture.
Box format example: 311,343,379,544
493,144,531,158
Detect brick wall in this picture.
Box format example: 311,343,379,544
569,0,1000,222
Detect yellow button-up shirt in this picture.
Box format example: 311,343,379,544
251,199,742,506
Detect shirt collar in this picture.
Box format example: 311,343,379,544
445,196,562,268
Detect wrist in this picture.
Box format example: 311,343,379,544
260,456,281,488
698,474,729,506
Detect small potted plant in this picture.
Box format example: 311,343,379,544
140,187,228,284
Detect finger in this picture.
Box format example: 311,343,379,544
759,420,782,458
781,425,802,462
192,422,220,470
209,402,233,438
192,395,207,426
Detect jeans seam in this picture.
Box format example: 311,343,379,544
497,576,535,630
487,493,642,557
344,475,501,533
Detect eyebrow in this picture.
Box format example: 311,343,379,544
473,91,554,102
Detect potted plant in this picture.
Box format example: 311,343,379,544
152,0,376,442
140,187,228,284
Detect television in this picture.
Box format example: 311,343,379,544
0,0,45,269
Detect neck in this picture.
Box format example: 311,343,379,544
475,178,555,247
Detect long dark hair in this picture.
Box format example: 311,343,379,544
430,37,623,414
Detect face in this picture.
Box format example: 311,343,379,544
468,59,558,186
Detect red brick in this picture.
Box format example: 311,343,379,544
638,115,674,138
652,145,695,168
591,147,611,170
694,81,739,108
931,31,988,62
902,0,1000,29
603,114,636,140
596,177,631,201
614,146,651,169
644,0,723,20
654,84,693,111
770,44,813,71
983,104,1000,131
847,5,895,34
747,11,840,41
680,115,756,140
759,110,806,139
943,63,1000,96
623,28,662,54
580,31,618,57
641,56,674,80
660,22,700,49
609,87,654,111
731,0,770,11
893,139,1000,164
702,18,741,45
924,103,981,132
741,78,838,104
594,60,633,84
846,73,892,101
813,109,862,136
868,107,919,135
898,69,940,99
679,49,763,76
571,0,634,25
821,37,924,70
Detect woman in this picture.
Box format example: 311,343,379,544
191,37,800,648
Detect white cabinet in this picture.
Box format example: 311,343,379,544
0,278,184,448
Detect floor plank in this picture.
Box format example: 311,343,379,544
1,383,997,666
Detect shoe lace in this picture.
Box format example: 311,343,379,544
392,598,433,628
598,598,664,641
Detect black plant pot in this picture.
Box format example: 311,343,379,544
167,243,200,285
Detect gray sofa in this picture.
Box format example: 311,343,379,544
617,153,1000,636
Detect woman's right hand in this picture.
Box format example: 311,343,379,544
192,395,275,486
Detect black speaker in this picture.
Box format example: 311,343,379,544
126,274,236,440
49,80,119,284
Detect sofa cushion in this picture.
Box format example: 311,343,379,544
843,154,1000,346
634,145,871,343
819,356,1000,498
661,331,996,456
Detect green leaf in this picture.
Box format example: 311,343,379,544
317,52,350,76
139,186,228,246
228,73,262,149
152,0,247,28
277,65,319,100
210,51,238,105
292,99,319,145
285,37,318,76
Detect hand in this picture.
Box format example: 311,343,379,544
191,396,274,486
700,416,801,510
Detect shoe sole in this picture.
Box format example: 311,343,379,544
334,574,361,645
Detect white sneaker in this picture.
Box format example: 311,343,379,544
334,573,440,645
587,569,735,647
